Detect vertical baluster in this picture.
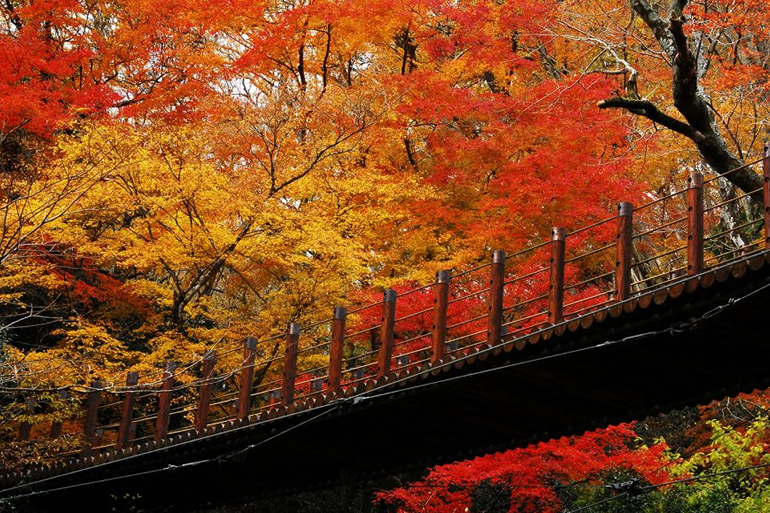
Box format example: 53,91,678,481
83,379,102,455
237,337,257,421
281,323,300,406
49,419,62,439
549,228,566,324
377,289,397,378
93,428,104,448
18,398,34,441
688,171,704,275
195,351,217,432
117,371,139,451
49,390,68,439
487,250,505,346
762,142,770,248
431,271,450,363
329,307,347,393
616,202,634,300
155,361,176,441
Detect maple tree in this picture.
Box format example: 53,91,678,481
374,415,770,513
374,423,674,513
554,0,768,196
0,0,768,507
1,0,642,369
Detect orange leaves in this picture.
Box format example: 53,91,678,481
688,0,770,96
383,61,644,252
0,0,678,425
0,6,114,135
4,0,761,481
1,0,654,350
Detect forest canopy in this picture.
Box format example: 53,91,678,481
1,0,769,510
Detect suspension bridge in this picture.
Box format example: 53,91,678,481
2,150,770,511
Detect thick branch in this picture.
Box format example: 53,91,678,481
669,18,712,130
537,45,563,80
298,42,306,89
630,0,676,58
320,24,331,96
403,138,418,171
600,97,762,198
615,3,763,199
598,98,705,141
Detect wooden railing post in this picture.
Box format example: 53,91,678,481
195,351,217,432
49,419,62,439
549,228,566,324
155,361,175,441
117,371,139,451
94,428,104,448
377,289,397,378
431,270,450,363
616,202,634,301
762,141,770,248
18,398,34,441
329,307,347,393
281,323,300,406
49,390,68,438
487,250,505,345
688,171,704,275
83,379,102,455
237,337,257,421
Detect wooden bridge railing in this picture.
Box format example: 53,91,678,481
11,146,770,457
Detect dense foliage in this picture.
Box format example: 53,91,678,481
1,0,769,509
375,412,770,513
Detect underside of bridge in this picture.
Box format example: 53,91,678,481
5,256,770,512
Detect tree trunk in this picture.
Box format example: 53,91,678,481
598,0,763,201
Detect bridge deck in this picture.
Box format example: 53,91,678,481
4,253,770,512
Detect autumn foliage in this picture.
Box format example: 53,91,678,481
1,0,770,508
375,424,671,513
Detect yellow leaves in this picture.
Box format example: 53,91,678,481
52,122,246,275
297,352,330,374
125,278,174,311
137,332,208,378
1,319,138,391
0,260,67,306
674,417,770,498
28,110,435,352
51,319,136,373
0,124,130,266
